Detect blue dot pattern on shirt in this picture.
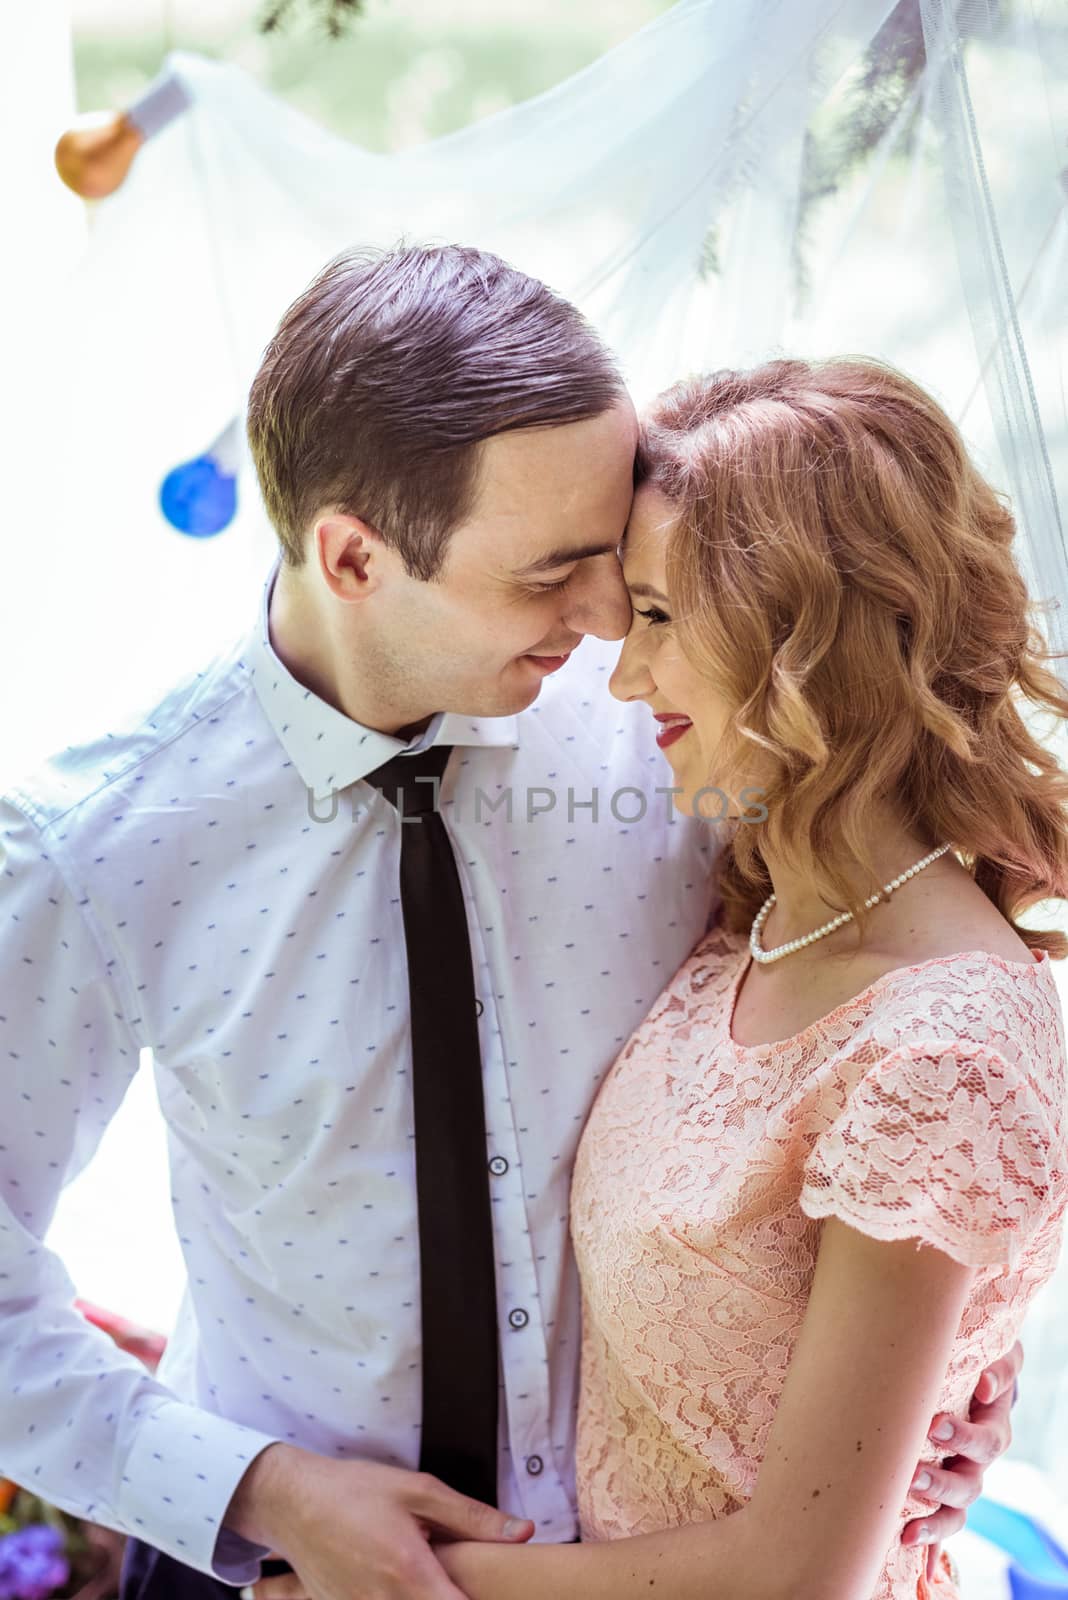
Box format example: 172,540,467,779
0,557,720,1578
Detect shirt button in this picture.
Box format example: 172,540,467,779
474,998,485,1017
508,1308,529,1330
488,1156,509,1177
525,1455,544,1476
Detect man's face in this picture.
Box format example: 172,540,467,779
330,400,638,730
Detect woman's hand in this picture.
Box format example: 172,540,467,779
902,1340,1023,1582
238,1335,1026,1600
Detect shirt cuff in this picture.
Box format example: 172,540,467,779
116,1398,282,1581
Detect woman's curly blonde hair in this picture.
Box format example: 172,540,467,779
638,357,1068,958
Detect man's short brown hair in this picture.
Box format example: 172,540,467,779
246,243,626,581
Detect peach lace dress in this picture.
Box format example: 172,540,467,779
570,917,1068,1600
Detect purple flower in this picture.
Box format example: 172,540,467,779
0,1524,69,1600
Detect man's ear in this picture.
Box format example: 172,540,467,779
313,512,385,600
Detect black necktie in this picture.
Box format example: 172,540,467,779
363,741,500,1506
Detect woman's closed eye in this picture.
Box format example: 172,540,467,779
634,604,671,625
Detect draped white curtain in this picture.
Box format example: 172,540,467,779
5,0,1067,1504
7,0,1067,789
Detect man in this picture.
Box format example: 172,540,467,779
0,245,1019,1600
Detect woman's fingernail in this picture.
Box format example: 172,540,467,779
916,1524,937,1544
503,1518,527,1539
912,1471,933,1493
931,1420,955,1441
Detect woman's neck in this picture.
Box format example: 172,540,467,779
757,808,952,950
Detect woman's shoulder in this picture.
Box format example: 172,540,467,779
853,935,1064,1086
856,903,1035,972
855,886,1048,990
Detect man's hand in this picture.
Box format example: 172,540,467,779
225,1445,534,1600
901,1341,1023,1582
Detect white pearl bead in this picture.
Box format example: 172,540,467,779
749,843,953,964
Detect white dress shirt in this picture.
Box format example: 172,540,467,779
0,559,720,1581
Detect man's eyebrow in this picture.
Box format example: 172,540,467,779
628,582,670,602
513,541,622,578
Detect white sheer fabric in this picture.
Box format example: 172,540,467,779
8,0,1066,788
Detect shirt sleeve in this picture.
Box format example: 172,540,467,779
0,796,281,1583
799,1038,1066,1270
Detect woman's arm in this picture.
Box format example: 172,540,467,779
437,1219,976,1600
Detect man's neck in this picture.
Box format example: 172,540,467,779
269,565,430,740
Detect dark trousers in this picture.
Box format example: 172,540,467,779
119,1539,244,1600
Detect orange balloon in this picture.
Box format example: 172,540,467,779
54,110,145,200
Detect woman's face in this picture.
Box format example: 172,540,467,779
609,485,763,820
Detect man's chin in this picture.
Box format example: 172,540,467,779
434,677,543,723
493,676,546,717
433,653,575,721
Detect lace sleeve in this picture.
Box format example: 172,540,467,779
799,1042,1066,1269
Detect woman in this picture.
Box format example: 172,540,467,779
438,358,1068,1599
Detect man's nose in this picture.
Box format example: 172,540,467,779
566,563,632,643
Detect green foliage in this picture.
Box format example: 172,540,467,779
789,0,1019,298
258,0,369,37
75,2,672,155
806,0,1018,202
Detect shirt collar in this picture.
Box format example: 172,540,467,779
243,557,520,801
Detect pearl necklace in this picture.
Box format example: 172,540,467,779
749,843,953,965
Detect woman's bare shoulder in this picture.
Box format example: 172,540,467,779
848,874,1038,982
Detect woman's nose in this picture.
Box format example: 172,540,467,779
608,635,655,704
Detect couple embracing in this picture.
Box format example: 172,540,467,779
2,243,1066,1600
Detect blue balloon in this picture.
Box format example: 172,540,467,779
967,1497,1068,1597
160,454,237,537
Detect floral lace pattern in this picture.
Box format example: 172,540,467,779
571,921,1068,1599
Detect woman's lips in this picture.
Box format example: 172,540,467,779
654,714,693,750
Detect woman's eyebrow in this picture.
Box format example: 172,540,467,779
628,581,670,602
